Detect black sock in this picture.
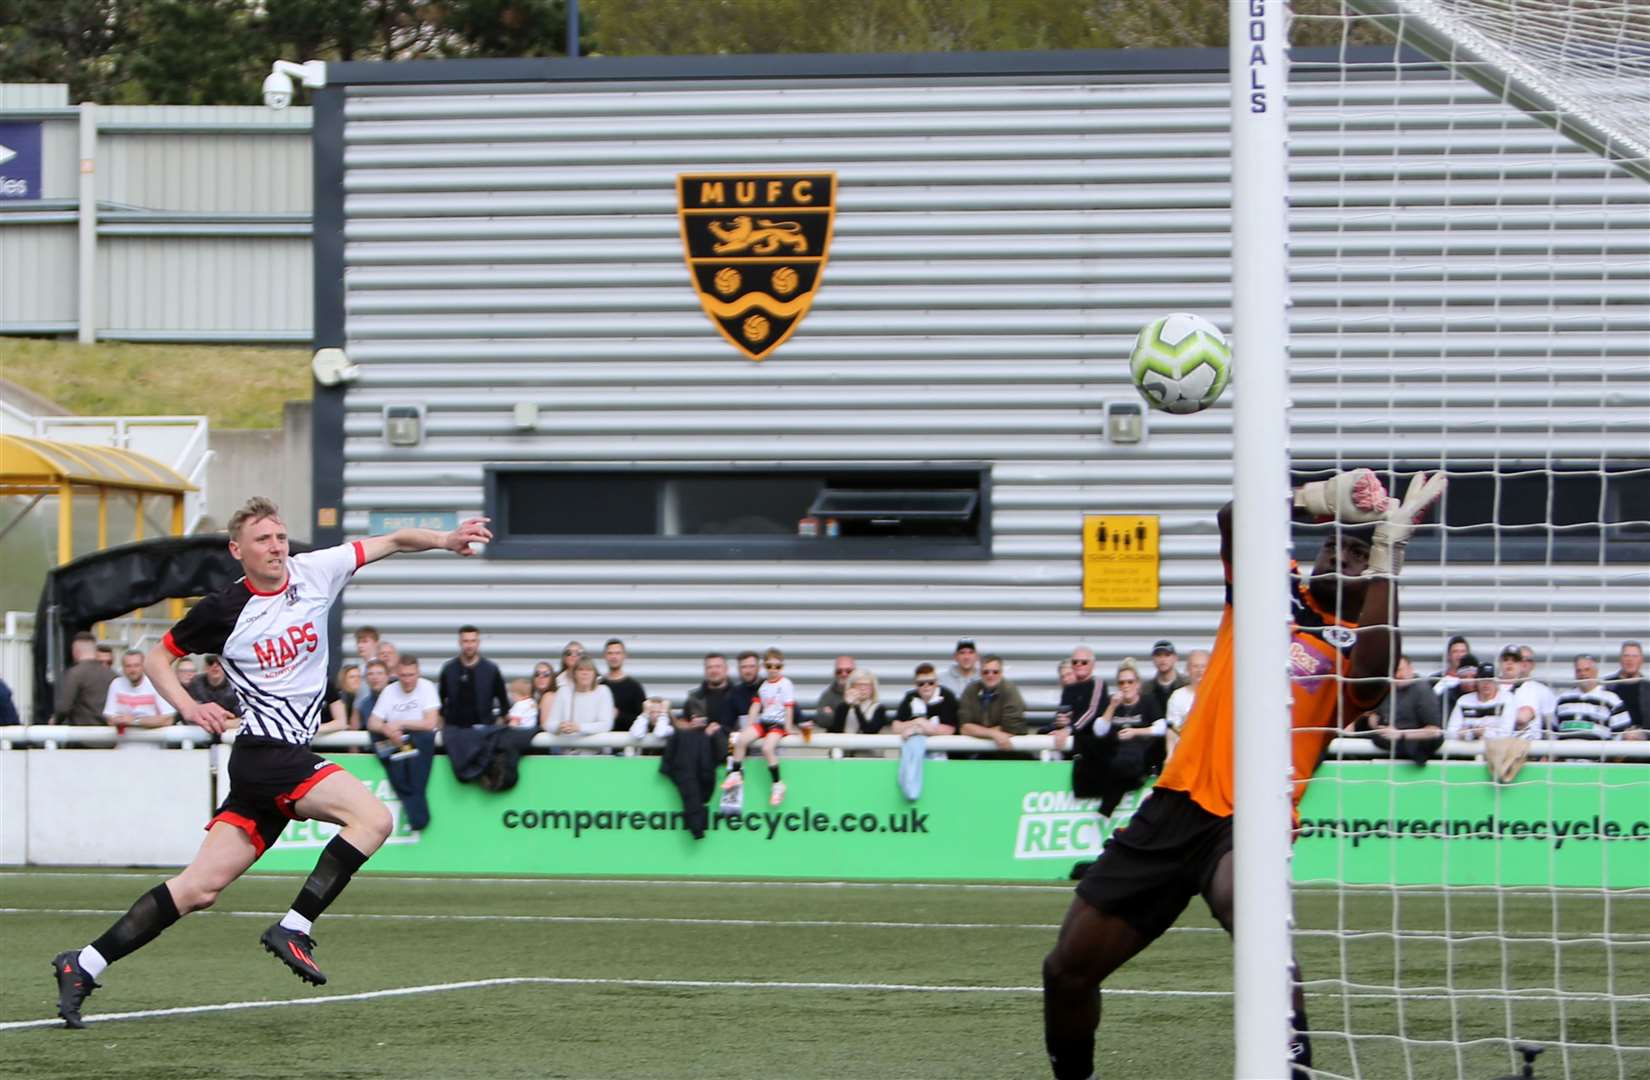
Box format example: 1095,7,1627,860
1045,1032,1095,1080
768,763,781,782
1290,1004,1314,1076
90,883,181,965
729,761,743,773
290,835,369,923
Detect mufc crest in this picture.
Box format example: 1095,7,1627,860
677,171,836,361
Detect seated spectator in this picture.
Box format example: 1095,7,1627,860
367,655,440,832
1446,663,1511,740
545,657,616,744
1047,647,1106,747
957,655,1027,752
1507,644,1557,738
1056,659,1076,688
531,661,557,728
173,657,198,689
1607,640,1648,737
684,652,738,760
629,696,673,739
1070,660,1164,816
602,639,647,733
96,643,116,668
940,639,981,696
103,648,176,745
352,659,390,729
1436,654,1480,716
894,664,958,735
438,625,510,728
816,655,857,718
827,668,889,734
1164,649,1210,739
1354,656,1443,764
555,641,586,688
1552,655,1630,741
316,663,360,734
729,651,764,731
55,631,116,726
506,678,539,728
186,654,240,715
1145,640,1186,718
723,647,796,806
376,640,400,670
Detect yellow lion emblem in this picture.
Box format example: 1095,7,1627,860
707,216,809,255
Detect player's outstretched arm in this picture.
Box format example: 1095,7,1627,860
356,517,493,566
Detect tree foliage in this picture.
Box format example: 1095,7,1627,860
0,0,1389,105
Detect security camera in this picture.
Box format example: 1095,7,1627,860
311,348,360,387
260,60,327,109
262,70,294,110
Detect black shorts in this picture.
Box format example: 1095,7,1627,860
1074,787,1233,943
209,737,344,857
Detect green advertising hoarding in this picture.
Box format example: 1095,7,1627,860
254,756,1649,888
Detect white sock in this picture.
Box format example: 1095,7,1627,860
279,910,314,935
77,945,108,978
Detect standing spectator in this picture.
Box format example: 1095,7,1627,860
1607,641,1649,736
505,678,539,728
1056,659,1077,688
1505,645,1556,738
1144,640,1186,719
173,657,198,689
724,647,795,806
556,641,586,688
1049,647,1106,746
1070,660,1165,816
894,663,958,734
367,655,440,833
940,639,982,697
103,649,177,744
1553,655,1630,741
1446,663,1511,740
351,660,390,730
317,665,361,735
1436,654,1480,717
437,625,509,729
531,661,558,728
816,655,857,717
55,632,117,726
186,655,240,715
1164,649,1210,739
1355,656,1443,764
601,639,647,733
375,640,400,670
684,653,738,760
827,668,889,734
96,643,116,668
354,626,381,665
545,657,616,742
957,655,1027,751
1431,636,1472,689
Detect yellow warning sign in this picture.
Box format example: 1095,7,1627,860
1082,515,1160,610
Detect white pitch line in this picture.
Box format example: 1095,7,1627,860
0,870,1076,892
4,974,1236,1032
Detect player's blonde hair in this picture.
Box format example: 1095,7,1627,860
227,496,281,540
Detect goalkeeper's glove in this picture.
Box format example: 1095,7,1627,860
1293,468,1392,523
1367,472,1448,577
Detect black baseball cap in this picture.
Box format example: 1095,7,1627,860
1476,663,1497,679
1499,644,1522,659
954,639,977,651
1151,640,1176,655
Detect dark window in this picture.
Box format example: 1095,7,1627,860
485,465,990,560
1290,463,1649,564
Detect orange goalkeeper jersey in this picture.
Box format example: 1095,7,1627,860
1156,562,1362,818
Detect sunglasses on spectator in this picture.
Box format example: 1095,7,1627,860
915,678,937,687
1071,658,1093,665
834,668,853,675
765,662,784,670
981,668,1002,676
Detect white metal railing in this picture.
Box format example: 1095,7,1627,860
3,725,1648,761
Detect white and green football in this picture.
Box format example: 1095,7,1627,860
1128,313,1232,415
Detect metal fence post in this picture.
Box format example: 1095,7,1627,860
76,100,97,344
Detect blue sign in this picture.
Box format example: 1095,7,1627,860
367,511,459,534
0,122,42,201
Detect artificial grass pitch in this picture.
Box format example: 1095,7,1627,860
1,869,1644,1079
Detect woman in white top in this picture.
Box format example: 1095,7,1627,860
545,657,615,741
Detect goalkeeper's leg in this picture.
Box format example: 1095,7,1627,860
1203,852,1313,1078
1041,899,1152,1080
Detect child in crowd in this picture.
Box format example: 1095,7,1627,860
506,678,538,728
629,696,674,739
723,647,795,807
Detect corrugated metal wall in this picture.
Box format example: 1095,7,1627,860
0,94,312,341
335,64,1649,707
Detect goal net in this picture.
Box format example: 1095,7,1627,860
1236,3,1650,1079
